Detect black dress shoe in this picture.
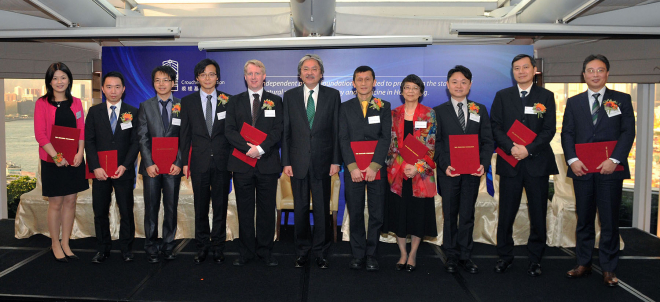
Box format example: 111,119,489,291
458,259,479,274
194,249,208,264
63,250,79,260
147,253,160,264
52,248,68,263
294,256,307,268
527,262,542,277
264,256,278,267
365,256,379,272
349,258,364,270
316,257,330,269
233,257,248,266
213,250,225,263
405,264,416,272
122,252,134,262
162,251,176,261
494,259,512,273
91,252,108,264
396,263,406,271
445,258,458,273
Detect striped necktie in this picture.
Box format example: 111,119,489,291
110,105,117,134
591,93,600,125
457,102,465,132
307,90,315,129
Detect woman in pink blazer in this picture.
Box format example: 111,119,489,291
34,62,88,262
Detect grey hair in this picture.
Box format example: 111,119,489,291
297,54,324,77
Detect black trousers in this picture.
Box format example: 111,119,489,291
92,178,134,254
233,168,278,259
573,176,623,272
439,174,480,260
143,173,181,255
292,169,332,258
344,172,385,259
496,168,549,263
191,167,231,252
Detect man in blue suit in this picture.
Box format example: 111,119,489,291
561,54,635,287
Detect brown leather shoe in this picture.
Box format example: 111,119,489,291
603,272,619,287
566,265,592,278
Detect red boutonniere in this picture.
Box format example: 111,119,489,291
533,103,546,118
414,160,426,173
603,99,620,114
261,99,275,110
467,102,479,115
218,93,229,106
120,112,133,123
369,98,384,111
172,103,181,117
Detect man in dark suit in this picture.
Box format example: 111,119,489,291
282,54,341,269
338,66,391,272
179,59,232,264
86,71,139,263
225,60,283,267
562,54,635,287
137,65,184,263
434,65,493,274
490,54,558,276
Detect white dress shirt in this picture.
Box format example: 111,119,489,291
450,97,468,119
107,100,122,120
248,88,265,155
199,89,217,121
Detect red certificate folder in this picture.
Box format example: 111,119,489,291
85,150,118,179
400,134,429,165
449,134,480,174
47,125,80,164
232,122,267,167
495,120,537,167
152,137,178,174
350,140,380,180
575,141,624,173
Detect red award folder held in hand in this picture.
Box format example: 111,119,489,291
152,137,178,174
449,134,480,174
351,140,380,180
495,120,537,168
400,134,429,165
232,122,267,167
575,141,624,173
85,150,118,179
47,125,80,164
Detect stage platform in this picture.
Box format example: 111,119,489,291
0,219,658,302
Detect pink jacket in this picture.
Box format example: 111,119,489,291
34,96,85,161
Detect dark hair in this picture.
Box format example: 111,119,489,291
151,65,176,83
353,66,375,81
400,74,425,95
512,54,536,68
447,65,472,82
42,62,74,106
582,54,610,72
194,58,220,79
103,71,125,86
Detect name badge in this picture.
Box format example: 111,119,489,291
217,112,226,120
469,114,480,123
524,106,535,115
607,108,622,117
172,118,181,126
264,110,275,117
368,116,380,124
120,122,132,130
414,121,427,129
76,111,82,119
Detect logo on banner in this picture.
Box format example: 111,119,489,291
162,59,179,91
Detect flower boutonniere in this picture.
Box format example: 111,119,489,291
369,98,384,111
533,103,546,118
261,99,275,110
172,103,181,117
218,93,229,106
467,102,479,115
414,160,426,173
603,99,620,114
120,112,133,123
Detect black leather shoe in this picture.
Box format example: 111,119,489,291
527,262,542,277
459,259,479,274
122,252,134,262
63,250,79,260
147,253,160,264
52,248,68,263
163,251,176,261
194,249,208,264
405,264,416,272
264,256,278,267
445,258,458,273
494,259,512,273
294,256,307,268
233,257,248,266
316,257,330,269
213,250,225,263
396,263,406,271
91,252,108,264
349,258,364,270
365,256,379,272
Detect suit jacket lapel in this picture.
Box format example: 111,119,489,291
167,98,180,136
311,87,326,133
99,104,114,138
148,98,165,137
212,90,226,135
114,104,129,138
594,88,611,129
577,92,593,129
445,101,464,133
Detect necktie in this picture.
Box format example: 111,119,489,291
206,95,213,136
306,90,315,129
361,100,368,117
591,93,600,125
521,91,528,108
110,105,117,134
457,102,466,132
159,99,170,132
252,93,260,126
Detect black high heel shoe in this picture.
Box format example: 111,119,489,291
396,256,408,271
51,247,68,263
61,244,79,260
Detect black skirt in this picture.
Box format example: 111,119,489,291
385,178,438,238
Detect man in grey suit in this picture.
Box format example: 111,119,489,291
282,54,341,269
137,65,184,264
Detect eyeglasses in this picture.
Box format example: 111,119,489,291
198,73,217,79
403,86,420,91
154,79,172,84
585,69,607,75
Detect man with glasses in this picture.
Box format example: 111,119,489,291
561,54,635,287
180,59,233,264
137,65,184,263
